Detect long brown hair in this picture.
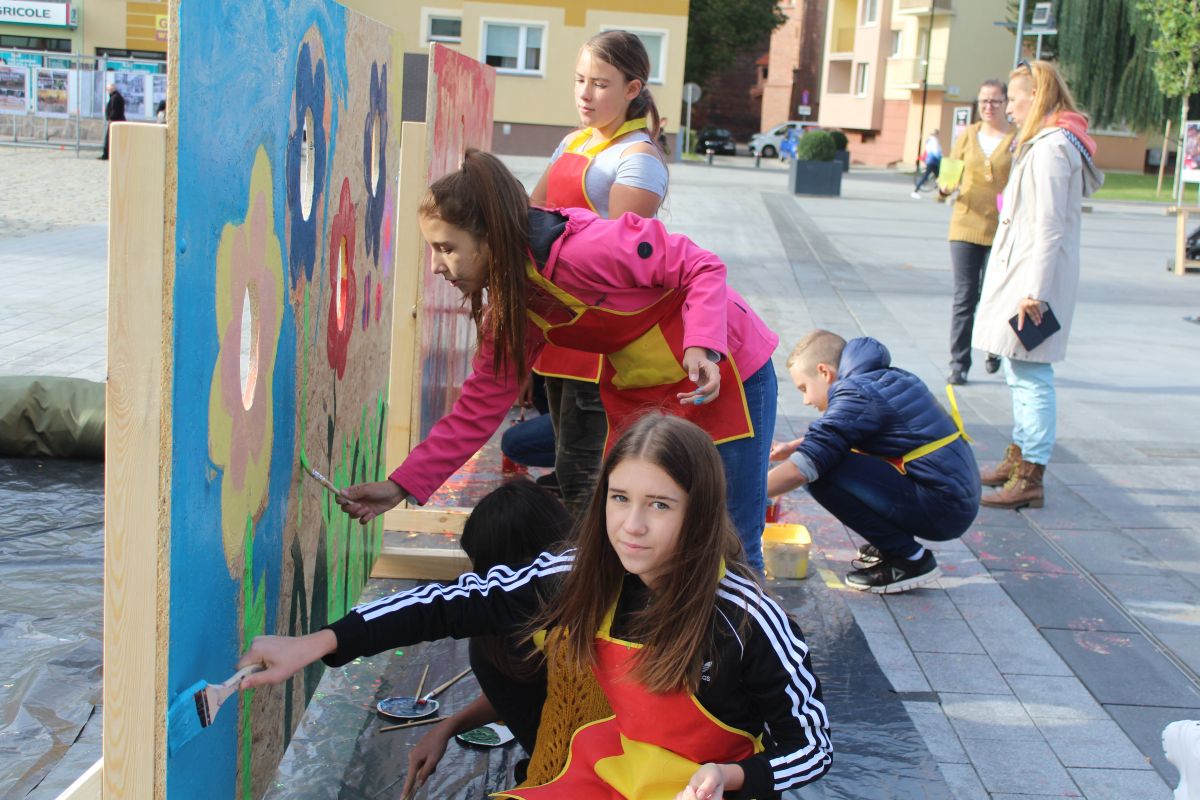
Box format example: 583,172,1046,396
537,412,753,694
419,148,531,376
1010,60,1083,151
584,30,662,144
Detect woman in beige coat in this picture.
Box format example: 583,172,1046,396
973,60,1104,509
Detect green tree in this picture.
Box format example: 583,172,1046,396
1054,0,1177,131
1138,0,1200,98
684,0,784,86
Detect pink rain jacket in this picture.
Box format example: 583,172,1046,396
390,207,779,503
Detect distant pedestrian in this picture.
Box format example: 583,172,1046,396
911,128,942,197
99,83,125,161
155,98,167,124
973,60,1104,509
940,80,1014,385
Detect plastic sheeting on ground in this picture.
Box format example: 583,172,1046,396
0,377,104,459
0,458,104,799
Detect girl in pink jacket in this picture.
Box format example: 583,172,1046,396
341,149,779,568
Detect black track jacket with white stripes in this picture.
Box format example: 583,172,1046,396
325,551,832,798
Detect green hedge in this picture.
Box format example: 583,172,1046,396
796,129,836,162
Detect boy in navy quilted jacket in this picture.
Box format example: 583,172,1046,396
767,330,980,593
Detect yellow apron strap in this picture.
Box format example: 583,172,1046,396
942,384,973,443
580,117,649,158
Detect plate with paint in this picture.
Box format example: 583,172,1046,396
456,723,515,748
377,696,440,720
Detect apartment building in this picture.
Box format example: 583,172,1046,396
816,0,1146,171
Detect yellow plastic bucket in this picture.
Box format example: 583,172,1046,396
762,523,811,580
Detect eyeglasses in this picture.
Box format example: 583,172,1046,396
978,99,1005,105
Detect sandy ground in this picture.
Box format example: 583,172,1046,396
0,146,110,239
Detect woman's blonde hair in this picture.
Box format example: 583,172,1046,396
1009,59,1084,150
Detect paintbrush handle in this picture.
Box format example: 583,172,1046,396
379,715,446,733
220,664,264,689
413,664,430,701
307,467,346,499
421,666,472,702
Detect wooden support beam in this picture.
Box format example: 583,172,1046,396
371,545,471,581
383,505,470,534
53,758,102,800
104,121,169,800
1169,205,1200,275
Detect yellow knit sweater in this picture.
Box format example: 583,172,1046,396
945,121,1016,246
518,629,613,787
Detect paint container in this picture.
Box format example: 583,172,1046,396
764,498,782,524
762,523,811,581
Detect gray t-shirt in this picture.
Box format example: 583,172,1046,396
549,129,669,218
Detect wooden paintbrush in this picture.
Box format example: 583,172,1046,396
380,715,447,733
417,666,472,706
299,452,346,499
166,664,263,754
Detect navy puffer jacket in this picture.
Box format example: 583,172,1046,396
797,338,980,510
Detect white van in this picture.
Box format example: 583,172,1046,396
749,121,822,158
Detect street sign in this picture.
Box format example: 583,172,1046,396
683,82,702,104
797,105,812,117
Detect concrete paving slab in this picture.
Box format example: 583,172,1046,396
991,571,1137,633
1042,529,1168,576
959,737,1082,796
1067,767,1172,799
1095,572,1200,637
939,692,1037,741
903,701,969,764
914,652,1010,695
895,615,986,655
935,762,991,800
962,526,1074,574
1005,675,1110,721
1042,629,1200,708
1103,704,1195,782
1033,717,1156,771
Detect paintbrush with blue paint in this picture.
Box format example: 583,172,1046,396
166,664,263,754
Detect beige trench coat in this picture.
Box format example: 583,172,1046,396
972,126,1104,363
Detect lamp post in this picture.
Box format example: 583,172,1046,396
914,5,935,173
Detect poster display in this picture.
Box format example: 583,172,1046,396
151,73,167,118
950,106,972,147
0,65,29,114
1183,121,1200,185
107,69,149,119
34,67,74,117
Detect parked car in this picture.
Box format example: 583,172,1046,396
749,121,821,159
694,127,736,156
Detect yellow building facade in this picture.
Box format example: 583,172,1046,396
350,0,690,154
0,0,167,62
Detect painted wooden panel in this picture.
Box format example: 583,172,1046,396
414,44,495,440
163,1,400,796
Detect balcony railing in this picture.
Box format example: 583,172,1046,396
886,57,946,86
896,0,952,12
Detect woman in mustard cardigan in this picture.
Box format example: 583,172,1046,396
940,79,1015,385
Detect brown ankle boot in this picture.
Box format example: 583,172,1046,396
981,461,1045,509
980,443,1022,487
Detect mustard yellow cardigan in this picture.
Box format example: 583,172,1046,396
945,121,1015,246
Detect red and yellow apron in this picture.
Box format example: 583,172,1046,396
533,117,651,383
495,603,762,800
852,385,973,474
525,261,755,448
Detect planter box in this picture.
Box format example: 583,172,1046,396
789,159,843,196
833,150,850,173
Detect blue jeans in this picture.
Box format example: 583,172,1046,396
715,361,777,572
1003,357,1056,465
807,452,976,559
500,413,557,469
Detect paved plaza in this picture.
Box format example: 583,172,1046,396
2,144,1199,798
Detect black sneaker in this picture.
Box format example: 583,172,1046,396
852,544,883,569
845,551,941,594
947,369,966,386
984,354,1001,374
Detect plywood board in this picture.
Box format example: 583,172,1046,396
413,45,495,442
156,1,401,796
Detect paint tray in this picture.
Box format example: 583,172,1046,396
762,523,811,580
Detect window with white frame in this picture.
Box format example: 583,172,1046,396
427,14,462,43
599,28,667,84
483,21,544,74
889,30,902,58
855,62,869,95
861,0,879,25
